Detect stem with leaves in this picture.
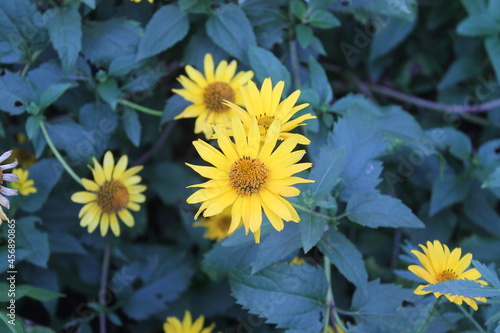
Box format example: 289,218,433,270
118,99,164,117
323,257,334,333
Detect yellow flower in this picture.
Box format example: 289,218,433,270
186,116,313,243
0,150,19,210
10,168,37,196
225,78,315,145
408,240,487,310
131,0,153,3
193,206,235,242
173,53,254,139
71,151,146,237
288,257,304,265
163,310,215,333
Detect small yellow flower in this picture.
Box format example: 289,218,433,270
193,207,235,242
173,53,254,139
288,257,304,265
163,310,215,333
71,151,146,237
10,168,37,196
225,78,315,145
131,0,153,3
408,240,487,310
186,116,313,243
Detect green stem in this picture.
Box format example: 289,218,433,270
288,4,301,90
40,121,82,185
456,304,487,333
118,99,163,117
291,202,333,221
99,243,111,333
323,257,334,333
417,297,441,333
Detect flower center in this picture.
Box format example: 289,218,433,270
97,180,129,214
229,156,269,196
437,269,458,282
203,82,235,112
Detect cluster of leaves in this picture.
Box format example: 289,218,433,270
0,0,500,332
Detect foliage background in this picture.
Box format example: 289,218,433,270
1,0,500,332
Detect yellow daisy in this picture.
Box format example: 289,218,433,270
193,206,235,242
163,310,215,333
71,151,146,237
10,168,37,196
173,53,254,139
408,240,487,310
225,78,315,145
186,116,314,243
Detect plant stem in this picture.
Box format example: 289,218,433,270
99,243,111,333
288,3,301,90
323,257,334,333
40,121,82,185
417,297,441,333
118,99,163,117
456,304,487,333
291,202,334,221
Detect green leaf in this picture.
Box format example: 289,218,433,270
319,229,367,288
437,57,482,90
137,5,189,60
291,0,307,20
309,0,335,11
308,10,341,29
463,188,500,236
308,56,333,104
45,6,82,72
483,166,500,188
96,78,120,109
429,172,470,216
0,284,63,302
119,249,194,320
162,94,191,125
206,4,257,64
38,83,72,110
369,16,416,61
346,192,425,229
0,311,26,333
424,279,500,298
25,115,43,140
0,70,38,115
457,12,500,37
251,223,301,273
230,263,327,332
309,146,345,197
21,158,63,213
108,54,146,77
426,127,472,162
486,36,500,83
461,0,487,15
148,162,196,205
473,260,500,288
295,24,314,48
78,103,118,157
81,0,96,9
248,46,292,93
48,233,87,255
122,109,141,147
0,0,48,63
299,211,326,253
15,216,50,268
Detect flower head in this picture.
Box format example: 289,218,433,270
186,116,313,243
10,168,36,196
71,151,146,237
173,53,254,139
163,310,215,333
225,78,315,145
0,150,19,210
193,206,235,242
408,240,487,310
131,0,153,3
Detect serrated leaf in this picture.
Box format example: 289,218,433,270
472,260,500,288
308,10,341,29
310,146,345,197
137,5,189,60
429,172,470,216
230,263,327,332
319,229,367,288
15,216,49,268
299,211,326,253
486,36,500,83
78,103,118,157
424,279,500,298
122,109,141,146
38,83,72,110
45,7,82,72
457,12,500,37
206,4,256,64
248,46,292,93
346,192,424,228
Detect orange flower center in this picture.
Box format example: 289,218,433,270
437,269,458,282
229,156,269,196
97,180,129,214
203,82,235,112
